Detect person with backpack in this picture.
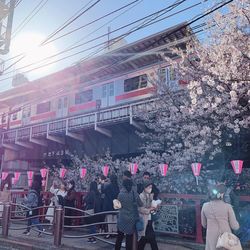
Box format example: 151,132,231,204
23,180,45,236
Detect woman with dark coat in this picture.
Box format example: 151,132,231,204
64,180,77,226
115,179,142,250
102,174,120,238
83,181,102,244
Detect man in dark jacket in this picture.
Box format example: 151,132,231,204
137,172,160,200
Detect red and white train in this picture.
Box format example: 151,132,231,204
0,63,186,130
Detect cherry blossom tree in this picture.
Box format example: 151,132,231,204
138,0,250,167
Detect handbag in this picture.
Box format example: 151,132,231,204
151,212,160,222
113,199,122,210
216,232,242,250
210,204,242,250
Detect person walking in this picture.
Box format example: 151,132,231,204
0,183,11,218
64,180,76,227
83,181,102,244
102,174,120,238
115,179,142,250
23,180,45,236
138,181,159,250
201,184,240,250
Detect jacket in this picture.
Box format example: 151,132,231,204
102,183,119,212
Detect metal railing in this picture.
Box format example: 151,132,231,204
1,97,156,144
0,202,135,249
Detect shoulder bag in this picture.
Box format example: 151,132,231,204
210,203,242,250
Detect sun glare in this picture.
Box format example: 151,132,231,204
10,33,58,75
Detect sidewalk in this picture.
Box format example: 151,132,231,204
0,223,195,250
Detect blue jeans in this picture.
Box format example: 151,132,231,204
89,225,96,236
27,212,43,232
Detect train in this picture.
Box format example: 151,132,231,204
0,63,187,130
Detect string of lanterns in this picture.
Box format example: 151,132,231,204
0,160,245,188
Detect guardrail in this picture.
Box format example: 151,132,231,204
1,97,156,144
5,192,250,247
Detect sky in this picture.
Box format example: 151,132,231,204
0,0,219,91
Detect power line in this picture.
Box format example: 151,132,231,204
41,0,96,45
43,0,143,46
1,0,188,76
41,0,102,45
0,0,231,83
12,0,49,39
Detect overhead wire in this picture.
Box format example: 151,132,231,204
40,0,102,45
1,0,189,77
11,0,49,39
43,0,143,46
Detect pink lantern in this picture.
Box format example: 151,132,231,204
1,172,8,180
129,163,138,175
40,168,48,178
80,168,87,178
231,160,243,175
191,163,202,176
159,164,168,176
14,172,21,181
28,179,33,187
59,168,67,179
102,166,109,177
191,163,202,185
27,171,34,180
42,179,46,187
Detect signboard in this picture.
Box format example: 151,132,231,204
154,205,179,234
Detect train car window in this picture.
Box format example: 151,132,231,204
63,97,68,108
75,89,93,104
12,113,17,120
124,74,147,92
23,106,31,118
37,102,50,114
102,85,107,98
109,83,114,96
159,68,166,83
169,67,176,81
1,115,6,123
58,99,62,109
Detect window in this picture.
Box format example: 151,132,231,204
124,74,148,92
168,67,176,81
159,68,166,83
1,115,6,123
58,99,62,109
37,102,50,114
23,106,31,118
75,89,93,104
12,113,17,120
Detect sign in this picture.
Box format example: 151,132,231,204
154,205,179,234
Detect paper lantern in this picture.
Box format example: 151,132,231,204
102,166,109,177
231,160,243,175
129,163,138,175
27,171,34,180
2,172,8,180
28,179,33,187
14,172,21,181
191,163,202,185
159,164,168,176
80,168,87,178
59,168,67,179
40,168,48,178
191,163,202,176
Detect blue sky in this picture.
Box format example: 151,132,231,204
0,0,217,91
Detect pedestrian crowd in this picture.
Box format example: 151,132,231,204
0,171,250,250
